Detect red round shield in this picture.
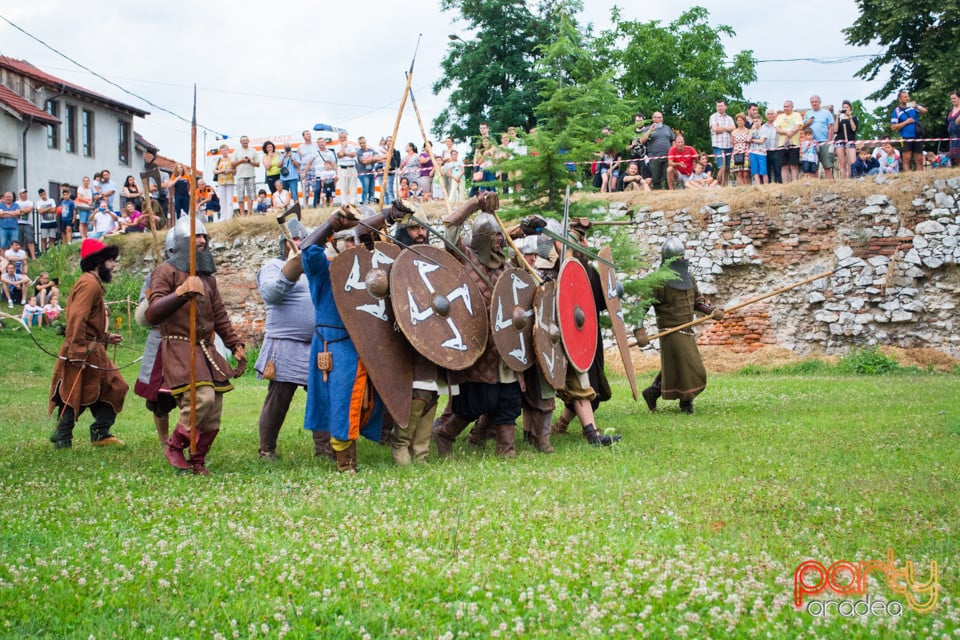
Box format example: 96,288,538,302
556,259,597,373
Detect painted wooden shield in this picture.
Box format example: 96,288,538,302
556,258,598,373
330,242,413,427
598,246,638,401
390,244,487,371
532,281,567,390
490,268,536,372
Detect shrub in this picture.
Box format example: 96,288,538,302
837,347,900,375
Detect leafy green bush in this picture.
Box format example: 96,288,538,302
837,347,900,375
739,364,764,375
774,359,832,375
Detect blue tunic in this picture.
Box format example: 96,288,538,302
302,244,383,442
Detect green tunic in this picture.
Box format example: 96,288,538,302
652,283,707,401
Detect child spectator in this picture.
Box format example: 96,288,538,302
923,150,951,168
22,296,43,326
253,189,270,214
408,180,422,202
873,141,901,174
59,187,76,245
850,147,880,177
686,162,718,189
799,129,820,177
34,272,56,306
318,160,337,207
43,293,63,326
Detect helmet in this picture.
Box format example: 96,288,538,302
662,237,685,261
173,214,208,239
163,228,176,259
170,215,216,274
470,212,504,268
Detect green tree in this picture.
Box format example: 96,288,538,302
844,0,960,137
432,0,549,143
594,7,757,152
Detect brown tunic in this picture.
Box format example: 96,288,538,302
651,282,707,401
49,271,128,414
148,262,241,396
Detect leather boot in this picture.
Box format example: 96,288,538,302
313,430,335,460
335,440,358,473
49,408,74,449
551,411,572,435
434,414,470,457
642,374,662,412
467,414,494,448
583,423,621,447
191,429,219,475
494,424,516,458
679,400,694,415
164,423,192,469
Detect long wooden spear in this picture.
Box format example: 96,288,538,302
188,85,198,455
380,35,421,206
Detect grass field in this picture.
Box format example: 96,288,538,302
0,326,958,639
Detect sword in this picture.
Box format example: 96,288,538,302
539,227,616,269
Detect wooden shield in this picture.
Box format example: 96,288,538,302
330,242,413,427
532,281,567,390
556,259,598,373
490,268,536,372
598,246,638,401
390,245,488,371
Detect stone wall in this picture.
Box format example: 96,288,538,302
133,176,960,359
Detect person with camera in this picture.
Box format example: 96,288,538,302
834,100,859,179
637,111,675,189
891,90,928,172
280,143,301,205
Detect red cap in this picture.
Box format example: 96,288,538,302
80,238,108,260
79,238,120,272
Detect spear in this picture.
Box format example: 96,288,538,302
631,268,842,348
406,81,452,215
381,35,421,206
188,84,198,455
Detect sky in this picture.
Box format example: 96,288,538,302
0,0,885,166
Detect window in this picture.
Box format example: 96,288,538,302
64,105,77,153
45,100,59,149
117,119,130,166
82,110,94,157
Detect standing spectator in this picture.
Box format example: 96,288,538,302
2,262,29,307
834,99,859,179
381,136,401,205
164,163,191,220
48,238,128,449
36,188,58,253
759,109,782,183
261,141,282,194
803,95,836,179
749,113,770,185
947,90,960,167
313,138,338,207
800,129,820,177
0,191,20,250
75,176,94,237
356,137,378,204
745,102,761,129
730,114,752,186
638,111,675,189
213,144,235,219
121,175,143,210
400,142,420,189
279,143,301,204
709,100,735,186
15,189,36,259
665,134,698,189
439,136,457,198
444,149,466,202
891,90,928,172
335,131,359,204
59,186,76,245
231,135,260,217
298,131,318,207
775,100,804,183
97,170,118,210
418,141,435,201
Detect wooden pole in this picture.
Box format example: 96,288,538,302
381,35,421,208
407,83,452,217
141,175,162,262
188,85,199,455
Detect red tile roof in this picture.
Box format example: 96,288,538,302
0,83,59,124
0,56,148,118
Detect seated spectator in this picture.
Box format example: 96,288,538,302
621,161,652,191
119,203,146,233
799,129,820,177
686,162,718,189
697,152,715,179
408,179,423,201
666,134,698,189
34,271,57,306
270,179,292,212
196,178,220,221
398,176,411,200
850,147,880,177
923,150,951,168
89,200,119,238
21,296,43,326
4,240,28,276
2,262,29,307
873,141,901,174
253,189,270,214
43,293,63,326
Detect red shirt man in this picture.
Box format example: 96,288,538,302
667,135,698,189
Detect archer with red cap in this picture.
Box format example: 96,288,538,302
48,238,128,448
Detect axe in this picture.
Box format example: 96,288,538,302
631,268,840,348
275,202,303,255
140,166,164,262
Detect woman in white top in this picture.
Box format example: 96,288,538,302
271,179,292,212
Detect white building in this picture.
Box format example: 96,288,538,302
0,55,149,198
